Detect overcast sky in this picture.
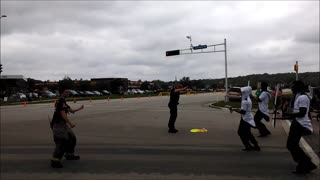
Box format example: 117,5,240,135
0,1,319,82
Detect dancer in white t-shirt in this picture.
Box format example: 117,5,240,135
254,82,272,137
284,80,317,174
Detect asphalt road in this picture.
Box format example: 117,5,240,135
1,93,319,180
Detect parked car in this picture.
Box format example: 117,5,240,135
84,91,94,96
92,91,102,96
8,93,27,102
76,91,85,96
67,90,79,97
42,90,56,98
101,90,111,95
226,87,241,101
128,89,138,95
136,89,144,94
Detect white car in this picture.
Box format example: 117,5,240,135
136,89,144,94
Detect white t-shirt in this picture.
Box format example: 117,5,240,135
241,97,256,127
258,91,271,116
293,94,313,132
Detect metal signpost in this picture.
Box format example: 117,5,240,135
166,37,229,102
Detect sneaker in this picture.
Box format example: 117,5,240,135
65,155,80,160
51,160,63,168
292,162,314,174
252,145,261,151
168,129,179,133
242,145,253,151
306,161,317,172
292,168,309,174
242,147,253,151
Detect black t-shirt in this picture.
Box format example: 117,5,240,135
52,98,70,125
169,88,180,106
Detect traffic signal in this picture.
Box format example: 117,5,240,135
166,50,180,56
0,63,2,73
294,64,298,72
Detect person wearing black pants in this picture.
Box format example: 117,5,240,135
168,84,188,133
284,80,317,174
238,118,259,150
236,86,260,151
254,82,271,137
51,87,84,168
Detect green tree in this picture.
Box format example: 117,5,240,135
58,76,74,90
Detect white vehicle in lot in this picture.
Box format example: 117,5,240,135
136,89,144,94
131,89,138,94
102,90,111,95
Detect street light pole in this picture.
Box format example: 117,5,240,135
224,38,228,102
0,15,7,75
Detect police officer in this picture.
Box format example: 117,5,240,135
168,84,188,133
284,80,317,174
254,82,272,137
50,87,84,168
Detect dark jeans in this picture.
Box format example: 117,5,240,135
287,120,312,165
52,123,77,159
254,109,271,135
238,118,258,148
168,104,178,130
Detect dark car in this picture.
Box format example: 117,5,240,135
67,90,79,97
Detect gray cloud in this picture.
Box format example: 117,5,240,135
0,1,319,81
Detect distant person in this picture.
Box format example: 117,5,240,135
168,84,188,133
255,85,262,98
283,80,317,174
254,82,272,137
50,87,84,168
236,86,260,151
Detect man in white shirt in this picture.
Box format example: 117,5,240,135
284,81,317,174
254,82,272,137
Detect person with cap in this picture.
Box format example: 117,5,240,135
50,87,84,168
168,84,188,133
283,80,317,174
254,82,272,137
236,86,261,151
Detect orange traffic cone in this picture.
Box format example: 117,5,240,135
24,101,27,107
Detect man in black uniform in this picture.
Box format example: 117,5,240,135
168,84,188,133
50,87,84,168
